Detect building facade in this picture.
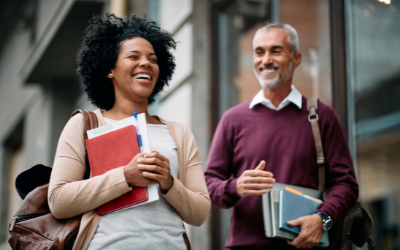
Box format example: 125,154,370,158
0,0,399,249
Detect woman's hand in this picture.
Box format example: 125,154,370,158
138,150,173,191
123,153,158,187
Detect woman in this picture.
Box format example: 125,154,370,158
48,14,210,250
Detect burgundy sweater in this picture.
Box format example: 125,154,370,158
204,97,359,249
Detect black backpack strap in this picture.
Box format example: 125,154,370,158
71,109,99,180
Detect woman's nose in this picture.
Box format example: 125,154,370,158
139,59,150,67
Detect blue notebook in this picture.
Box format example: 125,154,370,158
279,189,328,245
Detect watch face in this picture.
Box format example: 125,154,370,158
326,219,333,230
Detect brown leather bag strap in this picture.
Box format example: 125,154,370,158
71,109,99,140
306,98,327,198
71,110,99,180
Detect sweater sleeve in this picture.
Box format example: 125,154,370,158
204,114,241,209
163,124,211,226
315,108,359,223
48,114,131,219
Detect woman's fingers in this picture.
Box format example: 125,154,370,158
144,151,169,162
139,151,172,191
128,153,145,165
138,157,169,169
142,170,173,190
123,164,157,187
138,164,166,174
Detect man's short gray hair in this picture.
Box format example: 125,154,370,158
253,23,299,53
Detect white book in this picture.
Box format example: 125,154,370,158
86,114,159,209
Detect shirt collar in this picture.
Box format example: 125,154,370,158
249,85,302,110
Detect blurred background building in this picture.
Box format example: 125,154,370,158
0,0,399,249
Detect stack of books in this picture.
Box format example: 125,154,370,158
262,184,329,248
85,112,159,215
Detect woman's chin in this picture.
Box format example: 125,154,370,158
129,91,153,103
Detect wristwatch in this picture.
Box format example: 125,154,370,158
315,212,333,231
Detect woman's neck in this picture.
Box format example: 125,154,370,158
102,99,161,124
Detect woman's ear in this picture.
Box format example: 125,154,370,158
106,72,114,78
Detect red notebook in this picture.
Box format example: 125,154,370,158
85,125,148,215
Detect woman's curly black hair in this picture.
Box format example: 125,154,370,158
77,14,176,110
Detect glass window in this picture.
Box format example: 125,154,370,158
217,0,270,117
346,0,400,248
279,0,332,105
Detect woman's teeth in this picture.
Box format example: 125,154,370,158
134,74,152,80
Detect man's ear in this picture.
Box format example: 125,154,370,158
106,71,114,79
293,52,302,69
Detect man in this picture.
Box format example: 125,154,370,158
204,23,358,249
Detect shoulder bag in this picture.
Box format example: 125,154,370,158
307,98,374,250
8,110,98,250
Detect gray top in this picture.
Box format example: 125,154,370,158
87,119,186,250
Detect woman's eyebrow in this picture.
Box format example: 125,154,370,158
125,50,156,56
126,50,139,54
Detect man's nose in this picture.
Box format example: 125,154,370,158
261,53,273,65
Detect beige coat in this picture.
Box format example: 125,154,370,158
48,109,211,250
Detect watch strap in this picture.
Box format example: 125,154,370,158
315,211,329,221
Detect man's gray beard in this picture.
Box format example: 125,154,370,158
256,61,293,90
258,75,283,89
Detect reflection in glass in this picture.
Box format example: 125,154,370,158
347,0,400,249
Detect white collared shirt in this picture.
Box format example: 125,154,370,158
249,85,302,110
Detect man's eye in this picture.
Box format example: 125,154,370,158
273,50,281,54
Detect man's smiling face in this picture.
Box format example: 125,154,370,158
253,28,300,89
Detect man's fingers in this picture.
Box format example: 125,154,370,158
242,176,275,184
287,215,323,248
255,160,266,170
288,233,307,248
287,218,301,227
242,183,273,190
245,190,267,196
243,170,273,178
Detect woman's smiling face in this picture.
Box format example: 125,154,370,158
109,37,160,104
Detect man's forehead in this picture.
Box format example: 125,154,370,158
253,28,289,49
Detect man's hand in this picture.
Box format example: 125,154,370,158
236,160,275,197
287,214,324,248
